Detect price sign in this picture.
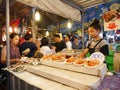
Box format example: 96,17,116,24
90,52,105,61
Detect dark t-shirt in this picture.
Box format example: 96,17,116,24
55,40,66,52
19,42,37,57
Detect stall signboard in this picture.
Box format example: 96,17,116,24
103,3,120,31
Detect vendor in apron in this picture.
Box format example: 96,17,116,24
77,19,109,58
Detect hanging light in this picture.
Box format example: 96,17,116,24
9,26,13,33
67,20,72,29
35,10,40,21
46,31,49,36
14,27,18,33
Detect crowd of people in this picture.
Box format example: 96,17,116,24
0,19,109,67
0,33,83,66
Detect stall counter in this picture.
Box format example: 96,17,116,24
7,70,77,90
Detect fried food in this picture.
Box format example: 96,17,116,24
42,54,53,60
85,59,100,67
66,56,76,63
42,54,66,61
51,54,66,60
74,58,84,64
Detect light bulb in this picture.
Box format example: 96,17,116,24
35,11,40,21
67,22,72,29
14,27,18,33
9,27,13,32
46,31,49,36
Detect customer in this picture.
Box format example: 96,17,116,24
40,37,55,55
19,34,38,57
1,33,20,65
0,38,3,62
77,19,109,58
64,34,72,50
52,34,66,52
72,37,82,49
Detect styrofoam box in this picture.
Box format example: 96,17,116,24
26,65,101,90
9,71,77,90
40,60,107,80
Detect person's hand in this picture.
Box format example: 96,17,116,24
76,54,84,58
51,46,56,50
22,48,30,55
15,59,21,63
35,40,40,46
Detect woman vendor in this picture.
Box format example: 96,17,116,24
78,19,109,58
1,33,21,65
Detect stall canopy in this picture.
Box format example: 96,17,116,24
62,0,112,9
16,0,81,21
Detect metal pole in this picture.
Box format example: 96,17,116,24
32,8,36,42
81,10,85,49
6,0,10,66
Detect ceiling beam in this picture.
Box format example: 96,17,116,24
60,0,83,11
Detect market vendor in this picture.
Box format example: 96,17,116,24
77,19,109,58
1,33,21,66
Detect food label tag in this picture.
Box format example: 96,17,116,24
90,52,105,61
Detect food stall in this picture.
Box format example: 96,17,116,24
5,52,108,90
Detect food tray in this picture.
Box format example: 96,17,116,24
5,64,26,73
